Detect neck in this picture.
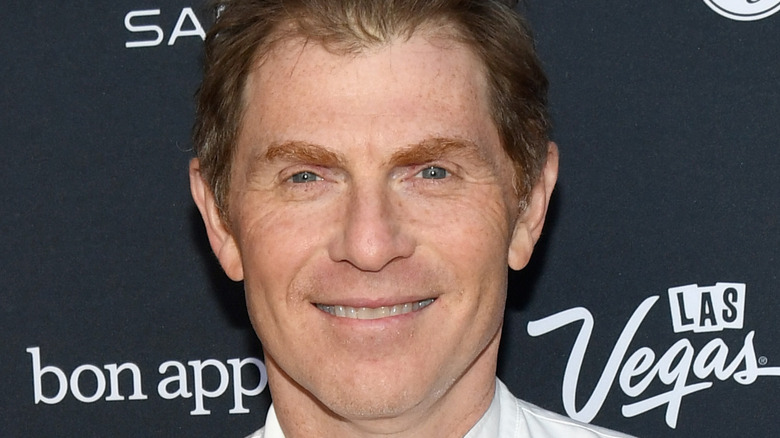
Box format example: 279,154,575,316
265,330,501,438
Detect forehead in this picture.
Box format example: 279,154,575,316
239,32,499,158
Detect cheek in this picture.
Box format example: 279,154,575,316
423,194,512,261
424,199,510,362
237,205,329,356
233,198,327,307
414,190,513,310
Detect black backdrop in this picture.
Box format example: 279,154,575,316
2,1,778,436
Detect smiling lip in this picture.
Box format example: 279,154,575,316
315,298,435,320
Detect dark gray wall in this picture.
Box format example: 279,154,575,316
2,1,777,436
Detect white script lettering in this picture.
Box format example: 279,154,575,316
527,296,780,428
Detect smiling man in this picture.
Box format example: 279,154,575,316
189,1,633,437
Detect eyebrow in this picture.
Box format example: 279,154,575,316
389,137,491,167
262,140,345,167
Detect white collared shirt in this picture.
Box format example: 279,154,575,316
246,379,635,438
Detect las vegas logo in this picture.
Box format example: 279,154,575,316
527,283,779,428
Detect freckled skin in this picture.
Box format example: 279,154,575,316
190,31,558,438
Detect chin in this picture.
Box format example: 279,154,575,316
319,385,423,421
307,364,439,422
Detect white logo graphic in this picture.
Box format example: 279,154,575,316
27,347,268,415
668,283,745,333
124,8,206,48
703,0,780,21
527,283,779,429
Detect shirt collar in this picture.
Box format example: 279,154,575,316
262,405,284,438
464,378,505,438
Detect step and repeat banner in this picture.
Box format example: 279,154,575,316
2,1,777,436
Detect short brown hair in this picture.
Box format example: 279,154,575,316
193,0,550,217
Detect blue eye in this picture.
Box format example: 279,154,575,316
417,166,448,179
290,171,321,183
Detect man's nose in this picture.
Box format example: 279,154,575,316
328,184,415,271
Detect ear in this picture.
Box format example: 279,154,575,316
189,158,244,281
508,142,559,270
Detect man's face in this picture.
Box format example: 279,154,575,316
193,32,551,424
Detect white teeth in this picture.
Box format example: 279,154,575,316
317,299,434,320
